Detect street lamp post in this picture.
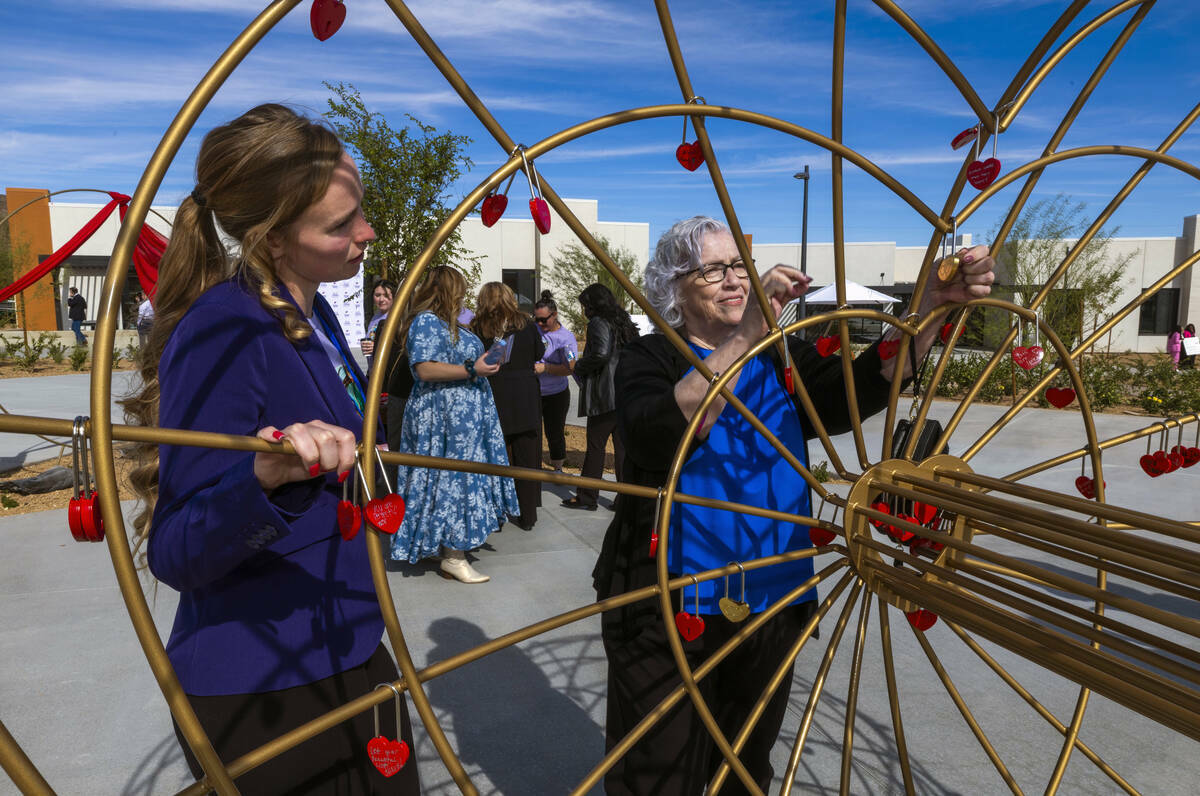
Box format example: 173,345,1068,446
793,165,810,323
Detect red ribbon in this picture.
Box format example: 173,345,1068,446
0,192,169,304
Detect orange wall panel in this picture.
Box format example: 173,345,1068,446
5,188,57,330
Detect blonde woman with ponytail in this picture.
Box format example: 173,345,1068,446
122,104,419,794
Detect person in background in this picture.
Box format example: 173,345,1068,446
1181,323,1197,370
472,282,545,531
123,103,419,793
390,265,517,583
533,290,577,472
67,287,87,346
136,291,155,351
561,283,637,511
360,278,395,368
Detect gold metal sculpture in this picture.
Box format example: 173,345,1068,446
2,1,1199,794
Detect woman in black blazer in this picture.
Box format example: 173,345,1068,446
472,282,545,530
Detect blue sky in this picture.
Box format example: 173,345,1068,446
3,0,1199,250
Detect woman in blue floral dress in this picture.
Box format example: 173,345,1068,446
389,265,518,583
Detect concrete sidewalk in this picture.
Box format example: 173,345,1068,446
2,394,1199,794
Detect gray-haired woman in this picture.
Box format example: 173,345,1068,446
592,215,995,794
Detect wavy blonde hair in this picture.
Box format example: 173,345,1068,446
395,265,468,355
121,103,343,557
471,281,528,342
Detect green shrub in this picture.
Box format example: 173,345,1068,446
45,338,67,365
0,495,17,509
111,348,122,369
14,340,43,372
810,460,830,483
69,346,88,371
124,342,139,364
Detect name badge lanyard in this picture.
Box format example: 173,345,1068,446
314,304,366,417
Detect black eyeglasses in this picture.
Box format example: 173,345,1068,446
684,260,751,283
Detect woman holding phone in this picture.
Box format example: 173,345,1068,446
471,282,545,530
389,266,517,583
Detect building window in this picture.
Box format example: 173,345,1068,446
1138,287,1179,335
501,269,536,311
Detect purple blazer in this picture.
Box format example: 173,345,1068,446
149,278,384,696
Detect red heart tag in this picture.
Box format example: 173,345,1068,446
939,322,963,344
1011,345,1043,370
906,609,938,631
68,497,86,542
951,127,978,150
1139,454,1164,478
365,494,405,534
337,500,362,541
912,501,938,527
675,141,704,171
366,736,410,777
1168,451,1184,472
889,513,917,544
967,158,1001,189
674,610,706,641
81,493,104,542
480,192,507,227
815,336,841,357
1185,447,1200,467
648,531,658,559
1154,450,1175,474
310,0,346,41
529,198,551,234
1074,476,1096,499
1045,387,1075,408
809,527,836,546
878,339,900,360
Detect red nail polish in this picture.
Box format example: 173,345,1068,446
338,470,350,483
272,430,286,440
309,463,321,477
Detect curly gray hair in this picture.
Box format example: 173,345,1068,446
644,215,730,329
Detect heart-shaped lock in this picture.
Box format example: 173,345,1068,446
309,0,346,41
809,526,836,546
868,501,892,533
718,562,750,623
940,322,963,344
1074,476,1097,499
912,501,938,527
674,575,706,641
70,417,104,542
517,147,551,234
967,158,1000,189
1185,447,1200,467
648,487,664,559
878,339,900,360
367,683,411,777
1139,454,1164,478
366,493,405,534
891,513,918,545
1045,387,1075,408
906,609,938,631
81,492,104,542
529,198,551,234
1011,345,1043,370
480,193,507,227
951,125,979,150
675,142,704,171
337,469,362,541
815,336,841,357
68,417,87,542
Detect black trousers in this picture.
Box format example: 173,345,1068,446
578,410,623,504
174,644,420,795
601,601,817,795
540,389,571,462
506,427,540,524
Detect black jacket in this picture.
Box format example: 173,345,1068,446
67,294,86,322
592,333,900,603
482,322,546,436
575,316,625,417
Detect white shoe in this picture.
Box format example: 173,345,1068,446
439,555,490,584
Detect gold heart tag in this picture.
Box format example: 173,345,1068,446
719,597,750,622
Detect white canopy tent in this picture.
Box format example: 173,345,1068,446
802,281,898,306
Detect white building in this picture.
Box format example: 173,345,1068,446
19,192,1200,354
